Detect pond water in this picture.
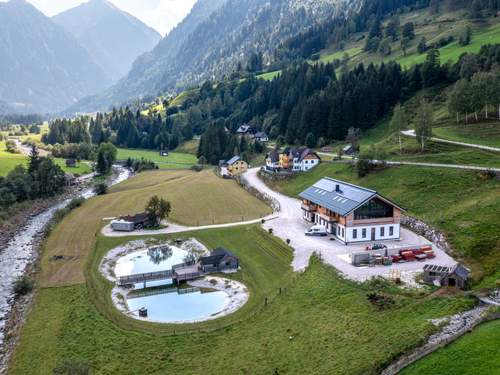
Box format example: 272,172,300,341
115,245,232,323
126,286,230,323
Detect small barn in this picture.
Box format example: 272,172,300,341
65,159,77,168
112,212,151,231
423,263,470,289
159,150,169,157
199,248,239,273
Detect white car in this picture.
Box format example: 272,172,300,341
305,225,328,237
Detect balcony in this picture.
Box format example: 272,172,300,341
301,203,317,212
318,212,338,223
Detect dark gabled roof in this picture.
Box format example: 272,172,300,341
200,248,238,265
227,156,241,165
266,150,280,163
254,131,268,138
219,160,227,167
450,264,470,279
121,212,149,224
299,177,402,217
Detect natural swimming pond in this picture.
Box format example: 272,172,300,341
111,243,248,324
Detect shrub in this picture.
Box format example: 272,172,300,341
67,197,85,210
53,360,90,375
356,159,376,177
190,165,203,172
13,275,34,296
94,183,108,195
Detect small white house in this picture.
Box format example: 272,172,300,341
290,148,321,172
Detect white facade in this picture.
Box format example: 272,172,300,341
293,158,320,172
336,223,400,244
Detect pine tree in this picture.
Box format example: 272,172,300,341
27,144,40,176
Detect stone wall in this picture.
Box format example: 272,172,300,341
236,175,281,213
258,169,295,182
401,215,454,255
381,308,500,375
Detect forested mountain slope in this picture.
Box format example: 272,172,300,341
69,0,345,113
0,0,112,114
53,0,161,82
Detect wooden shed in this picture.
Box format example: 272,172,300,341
199,248,239,273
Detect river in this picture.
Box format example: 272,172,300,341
0,166,131,356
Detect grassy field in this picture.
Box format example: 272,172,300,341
257,70,282,81
266,163,500,285
433,123,500,148
401,319,500,375
116,148,197,169
39,169,271,287
174,138,200,155
0,140,92,176
10,225,474,375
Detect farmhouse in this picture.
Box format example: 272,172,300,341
266,147,321,172
299,177,404,244
236,124,254,135
252,131,269,142
200,248,240,273
218,156,248,177
423,263,470,289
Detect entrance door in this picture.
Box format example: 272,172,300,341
371,228,376,241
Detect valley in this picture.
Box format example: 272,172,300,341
0,0,499,374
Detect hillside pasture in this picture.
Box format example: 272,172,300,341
401,319,500,375
433,123,500,148
40,169,272,286
11,233,474,375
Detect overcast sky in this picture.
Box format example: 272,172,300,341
5,0,197,36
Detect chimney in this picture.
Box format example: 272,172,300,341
335,184,340,193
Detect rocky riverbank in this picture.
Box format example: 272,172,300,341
0,167,131,374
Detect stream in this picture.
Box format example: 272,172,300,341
0,166,131,352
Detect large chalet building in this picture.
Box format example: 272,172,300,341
300,178,404,244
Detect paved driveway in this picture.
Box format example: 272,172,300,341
242,168,457,281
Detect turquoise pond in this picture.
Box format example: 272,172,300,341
114,245,231,323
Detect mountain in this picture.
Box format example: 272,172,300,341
0,0,112,114
53,0,161,82
69,0,344,113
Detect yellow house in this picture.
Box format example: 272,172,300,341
220,156,248,177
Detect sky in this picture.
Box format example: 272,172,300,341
5,0,197,36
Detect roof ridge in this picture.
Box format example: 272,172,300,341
321,177,377,194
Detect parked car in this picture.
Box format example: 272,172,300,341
305,225,328,237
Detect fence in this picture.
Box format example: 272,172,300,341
236,175,281,213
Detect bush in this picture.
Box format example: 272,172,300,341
190,165,203,172
13,275,34,296
94,183,108,195
53,360,90,375
67,197,85,210
356,159,376,177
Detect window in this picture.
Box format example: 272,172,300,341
354,198,394,220
342,228,345,238
337,226,340,235
362,228,367,238
380,227,385,237
389,226,394,236
353,229,358,239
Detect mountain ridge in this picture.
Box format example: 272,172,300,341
0,0,112,114
53,0,161,82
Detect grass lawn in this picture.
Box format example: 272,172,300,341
39,169,271,287
433,123,500,148
266,163,500,286
257,70,282,81
10,228,474,375
116,148,197,169
0,141,92,176
401,319,500,375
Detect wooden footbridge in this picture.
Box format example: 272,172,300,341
127,286,200,299
118,262,203,287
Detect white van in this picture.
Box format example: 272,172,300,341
305,225,328,237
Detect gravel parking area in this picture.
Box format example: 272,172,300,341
243,168,457,282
